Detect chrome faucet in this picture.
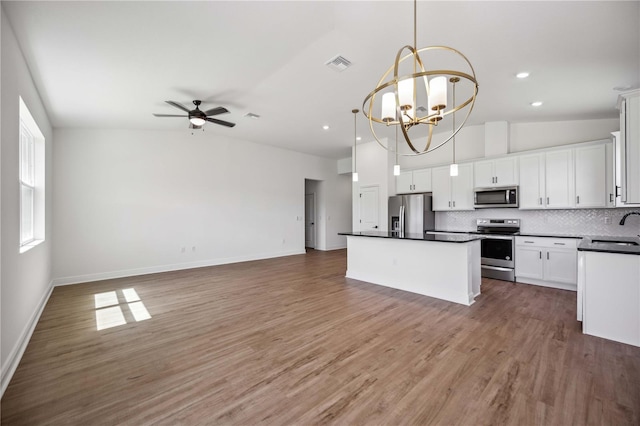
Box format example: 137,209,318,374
619,211,640,225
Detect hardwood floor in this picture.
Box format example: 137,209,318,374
2,249,639,425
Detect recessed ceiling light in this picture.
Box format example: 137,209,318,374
531,101,543,107
322,125,330,130
516,72,530,79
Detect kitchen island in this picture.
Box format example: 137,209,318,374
339,231,483,306
577,236,640,347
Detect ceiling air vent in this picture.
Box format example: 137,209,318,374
325,55,352,72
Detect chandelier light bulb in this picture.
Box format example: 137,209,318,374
398,78,414,110
429,76,447,111
381,93,396,123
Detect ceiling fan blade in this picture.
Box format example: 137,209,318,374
203,106,229,116
153,114,188,117
165,100,191,113
205,117,236,128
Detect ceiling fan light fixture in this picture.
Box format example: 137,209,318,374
189,117,206,126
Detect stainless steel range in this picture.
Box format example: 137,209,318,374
476,219,520,281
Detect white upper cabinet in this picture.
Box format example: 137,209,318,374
575,144,614,208
617,90,640,205
518,153,546,209
518,141,613,210
396,168,432,194
474,157,518,188
545,149,574,209
432,164,474,211
396,171,414,194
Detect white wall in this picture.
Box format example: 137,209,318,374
1,9,54,394
52,128,349,284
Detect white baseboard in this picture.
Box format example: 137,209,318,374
321,244,347,251
52,249,306,287
515,277,577,292
1,280,54,398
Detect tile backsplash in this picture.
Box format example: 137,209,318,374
436,208,640,238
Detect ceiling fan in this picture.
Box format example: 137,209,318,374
153,100,236,129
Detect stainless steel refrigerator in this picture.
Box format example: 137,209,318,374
389,194,435,234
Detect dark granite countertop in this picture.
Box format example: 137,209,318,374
339,231,483,243
578,236,640,255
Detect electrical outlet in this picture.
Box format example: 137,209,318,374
604,217,612,225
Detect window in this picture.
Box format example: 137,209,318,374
19,97,45,253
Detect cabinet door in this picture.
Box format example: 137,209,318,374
451,163,474,210
544,248,577,284
624,94,640,203
396,171,413,194
575,144,607,208
412,168,432,192
515,246,544,280
519,154,545,209
432,167,452,211
494,157,518,186
545,149,574,208
474,160,495,187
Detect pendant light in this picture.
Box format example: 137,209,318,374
450,77,459,177
393,126,400,176
352,108,359,182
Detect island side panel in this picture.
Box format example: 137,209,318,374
345,236,480,306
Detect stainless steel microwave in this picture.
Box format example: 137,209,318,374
474,186,519,208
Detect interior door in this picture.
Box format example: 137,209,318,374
305,193,315,248
359,186,379,231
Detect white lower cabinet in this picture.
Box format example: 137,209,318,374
581,251,640,347
515,236,578,290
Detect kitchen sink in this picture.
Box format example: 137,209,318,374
591,239,639,246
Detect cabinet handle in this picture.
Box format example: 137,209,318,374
539,251,542,259
553,242,565,246
546,197,549,204
524,241,535,244
453,201,456,207
576,195,580,204
547,252,550,260
449,201,451,207
610,193,614,203
539,197,542,205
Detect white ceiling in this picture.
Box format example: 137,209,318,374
4,1,639,159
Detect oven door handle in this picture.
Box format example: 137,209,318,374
479,235,515,240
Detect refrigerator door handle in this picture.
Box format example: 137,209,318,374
400,205,405,233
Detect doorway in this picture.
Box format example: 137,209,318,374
305,179,320,249
305,193,316,248
359,185,379,231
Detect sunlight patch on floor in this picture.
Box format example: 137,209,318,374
95,288,152,330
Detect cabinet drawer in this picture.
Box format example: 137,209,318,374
516,236,578,249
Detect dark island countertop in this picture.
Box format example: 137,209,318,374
339,231,484,243
578,236,640,255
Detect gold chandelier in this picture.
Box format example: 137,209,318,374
362,0,479,156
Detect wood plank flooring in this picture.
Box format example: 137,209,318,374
2,249,639,425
